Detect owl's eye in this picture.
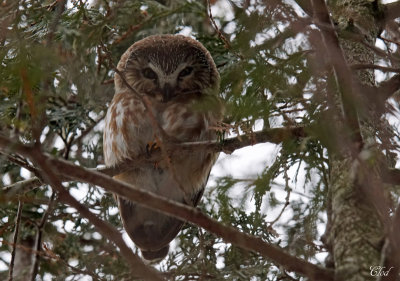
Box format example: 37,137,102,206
178,66,193,78
142,68,157,80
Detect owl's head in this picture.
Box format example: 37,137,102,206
115,34,220,102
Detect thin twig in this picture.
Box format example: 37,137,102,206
8,200,23,281
30,191,57,281
206,0,231,49
351,63,400,73
268,163,291,226
41,243,104,281
1,238,104,281
2,177,42,196
379,36,400,47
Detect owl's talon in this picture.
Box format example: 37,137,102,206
146,141,160,157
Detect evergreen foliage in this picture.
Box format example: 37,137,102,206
0,0,399,280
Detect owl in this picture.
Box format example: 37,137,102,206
103,34,223,260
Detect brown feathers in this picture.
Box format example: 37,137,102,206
103,34,222,260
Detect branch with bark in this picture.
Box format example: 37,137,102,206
1,126,307,194
384,1,400,23
0,133,334,281
4,124,400,198
376,74,400,101
311,0,364,153
28,149,165,281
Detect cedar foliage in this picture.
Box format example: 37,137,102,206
0,0,399,280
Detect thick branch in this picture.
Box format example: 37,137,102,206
293,0,313,16
0,134,333,281
376,74,400,100
381,167,400,186
2,126,307,193
311,0,363,152
384,1,400,23
351,64,400,73
28,150,164,281
101,126,307,176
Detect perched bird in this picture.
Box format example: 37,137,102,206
103,34,223,260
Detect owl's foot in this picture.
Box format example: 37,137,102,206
146,141,163,173
153,161,163,174
145,141,160,156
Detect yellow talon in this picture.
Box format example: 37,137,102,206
146,140,160,156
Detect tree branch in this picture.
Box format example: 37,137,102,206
376,74,400,101
0,134,334,281
381,167,400,186
28,149,164,281
2,126,307,193
30,191,57,281
293,0,313,16
8,200,23,281
2,178,42,196
350,64,400,73
384,1,400,23
311,0,364,153
99,126,307,177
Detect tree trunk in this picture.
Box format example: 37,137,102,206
327,0,385,280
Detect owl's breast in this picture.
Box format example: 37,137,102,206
160,102,210,142
103,92,153,166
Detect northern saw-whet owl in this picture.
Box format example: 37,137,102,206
103,34,223,260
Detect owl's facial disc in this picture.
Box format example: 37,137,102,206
145,62,195,103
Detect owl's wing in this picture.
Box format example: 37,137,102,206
103,92,151,166
190,166,212,206
191,186,204,207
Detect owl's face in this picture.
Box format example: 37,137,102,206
115,35,219,103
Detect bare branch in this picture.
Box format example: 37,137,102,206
384,1,400,23
292,0,313,16
351,64,400,73
8,200,23,281
376,74,400,100
2,178,42,196
28,150,165,281
381,167,400,186
207,0,231,49
2,126,307,194
311,0,363,153
30,191,57,281
100,126,307,176
0,135,333,281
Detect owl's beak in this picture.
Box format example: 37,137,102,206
161,83,175,103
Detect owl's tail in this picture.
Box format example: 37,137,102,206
141,245,169,260
118,197,184,261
